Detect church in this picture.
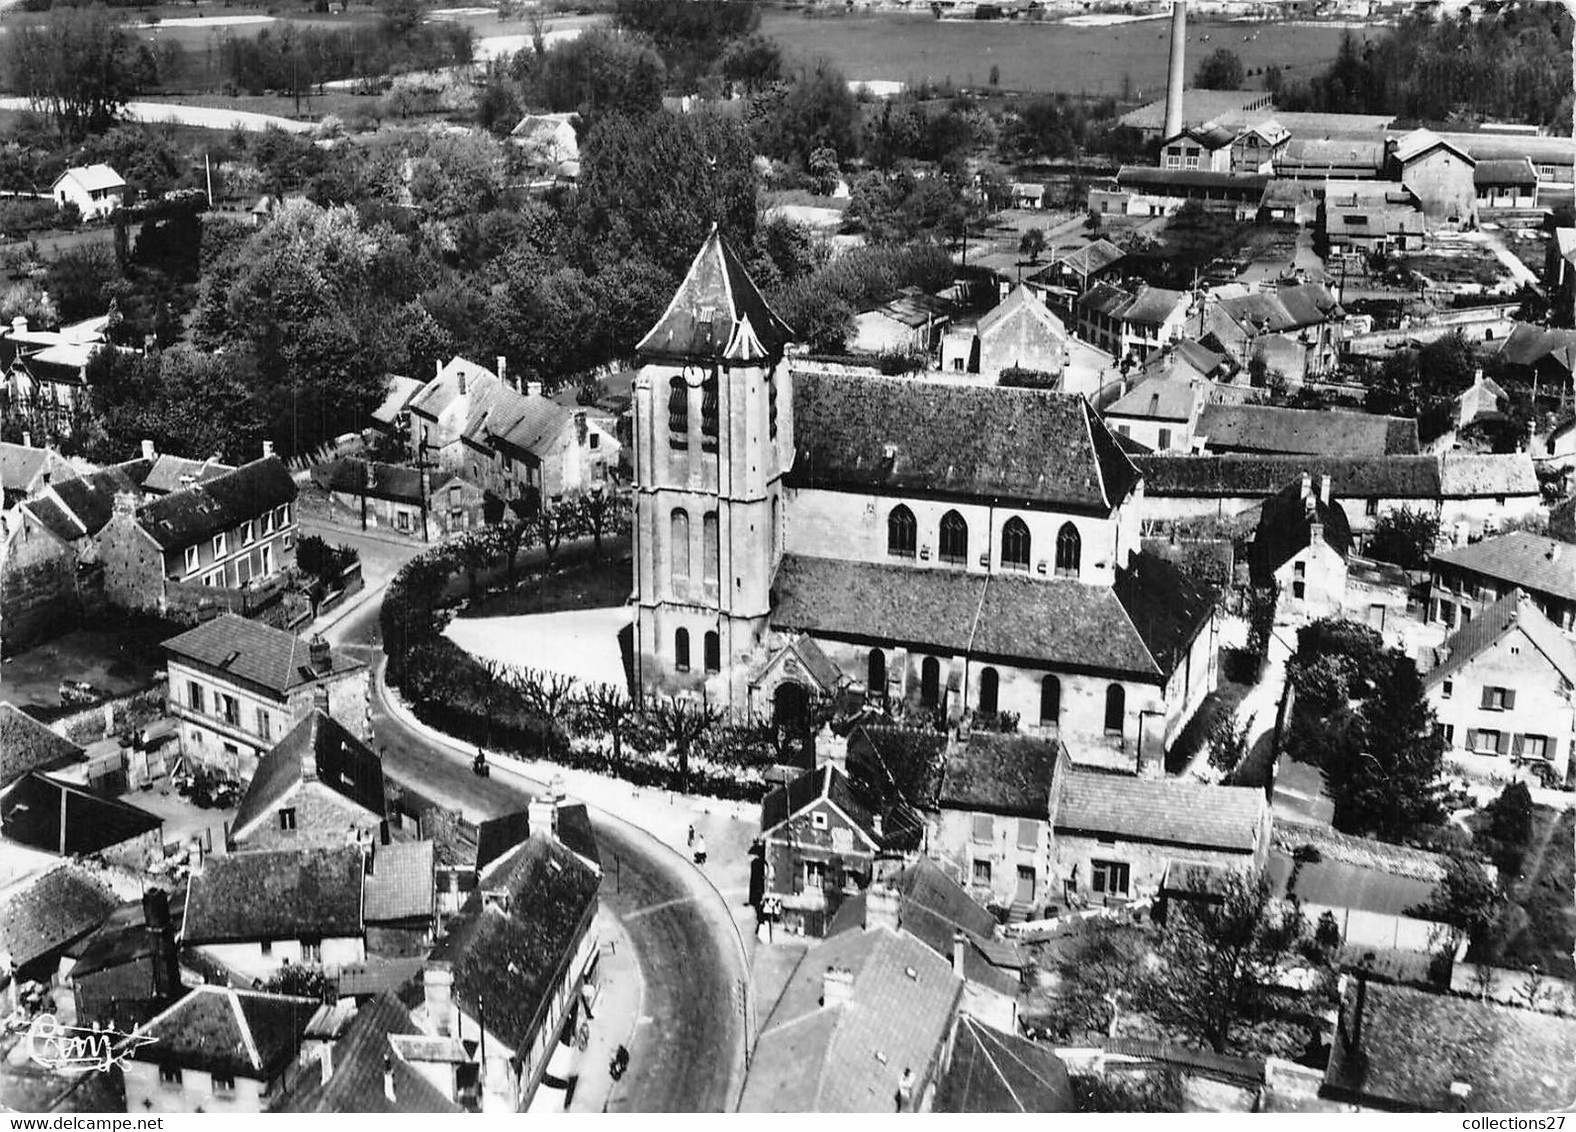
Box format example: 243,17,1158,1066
630,230,1219,772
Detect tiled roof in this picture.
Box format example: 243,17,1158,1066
1,772,163,856
740,925,963,1112
333,957,426,999
1433,130,1576,165
231,711,387,840
44,462,148,539
1438,453,1538,498
1433,532,1576,603
760,763,882,847
1134,453,1443,499
1053,770,1266,852
1197,404,1418,457
1474,157,1537,186
1248,477,1352,582
1104,375,1201,422
789,370,1138,513
272,993,462,1112
1051,238,1124,277
1324,979,1576,1111
845,724,947,819
130,986,318,1080
1117,166,1271,194
182,845,365,943
163,615,365,697
323,458,463,506
1279,137,1386,172
475,386,576,459
70,889,183,979
1214,282,1341,333
1266,850,1436,919
638,227,793,363
139,455,234,496
934,1015,1074,1113
1420,589,1576,688
0,701,82,790
1391,127,1473,165
22,495,83,543
136,455,296,550
371,375,424,426
938,732,1063,818
407,357,498,421
1110,550,1222,679
0,442,66,495
427,835,600,1054
0,865,117,968
863,287,954,329
1499,323,1576,374
1118,90,1271,131
975,284,1065,342
363,840,434,923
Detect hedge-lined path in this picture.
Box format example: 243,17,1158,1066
325,564,758,1112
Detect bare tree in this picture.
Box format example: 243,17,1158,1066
581,683,637,769
652,696,723,791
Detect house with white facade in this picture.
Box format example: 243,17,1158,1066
51,164,125,220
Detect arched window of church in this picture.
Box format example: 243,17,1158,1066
920,656,941,708
701,372,719,452
702,512,719,584
868,649,886,699
675,628,691,672
1040,675,1061,727
1104,684,1125,735
978,667,999,716
1002,517,1031,571
888,504,917,558
704,631,720,673
939,510,968,565
768,371,779,440
668,376,688,449
670,508,690,591
1055,522,1081,577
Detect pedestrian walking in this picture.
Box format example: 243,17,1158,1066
693,832,707,865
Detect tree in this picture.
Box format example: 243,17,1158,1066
1044,919,1147,1040
1073,1069,1185,1114
1142,872,1301,1053
1330,656,1447,839
1483,781,1534,848
749,57,860,169
451,528,499,597
581,684,637,769
1409,850,1503,947
1193,48,1245,91
5,5,137,138
262,963,333,1000
1018,227,1047,264
652,696,722,790
579,489,626,557
1208,708,1256,779
1366,506,1442,570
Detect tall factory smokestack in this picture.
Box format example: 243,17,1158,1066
1163,0,1187,140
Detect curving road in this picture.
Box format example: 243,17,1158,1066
323,576,744,1112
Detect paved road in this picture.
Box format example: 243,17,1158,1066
325,581,744,1112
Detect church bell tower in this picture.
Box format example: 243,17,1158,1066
630,227,795,709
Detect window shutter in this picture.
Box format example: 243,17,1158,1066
1017,819,1038,849
1480,686,1494,710
1496,731,1511,755
1466,728,1479,751
1512,734,1526,758
1503,689,1517,710
973,814,993,842
1547,738,1559,763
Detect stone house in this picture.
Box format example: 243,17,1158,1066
321,458,490,539
0,701,83,792
1195,404,1417,458
162,616,371,784
1428,531,1576,633
1249,474,1351,617
1075,283,1191,361
227,710,388,851
850,288,954,357
407,356,503,471
1419,589,1575,785
1200,282,1345,380
71,888,183,1031
0,500,81,655
1386,129,1477,228
1159,124,1237,173
122,987,317,1114
0,771,164,869
0,440,75,507
1230,119,1289,175
1049,771,1272,907
1101,375,1206,454
939,285,1068,382
180,844,368,980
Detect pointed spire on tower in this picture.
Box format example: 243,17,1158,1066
638,224,794,363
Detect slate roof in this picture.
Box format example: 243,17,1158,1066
139,455,234,496
1433,532,1576,603
1104,375,1200,422
0,865,117,968
1135,453,1443,500
1213,282,1342,333
1323,980,1576,1112
740,925,963,1112
1197,404,1418,457
934,1015,1074,1113
323,458,462,506
136,455,296,551
1474,157,1537,187
771,552,1212,681
1,772,163,856
1117,166,1271,194
426,835,600,1054
231,711,387,840
1050,238,1124,278
1498,323,1576,374
938,732,1063,818
163,615,365,697
789,371,1138,513
1053,770,1265,852
371,375,424,426
0,442,67,495
1279,137,1387,173
1390,128,1473,166
182,845,365,944
1420,589,1576,689
41,461,148,539
1076,282,1192,328
129,986,318,1080
363,840,434,924
1142,339,1229,383
272,993,462,1113
0,701,83,790
1165,122,1238,151
407,357,499,422
760,763,882,848
1249,477,1352,582
638,226,794,363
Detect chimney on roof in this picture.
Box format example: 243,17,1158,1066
896,1068,916,1113
112,490,138,517
866,883,901,934
319,1043,335,1086
952,929,967,979
383,1055,396,1103
496,356,510,389
11,316,26,336
262,440,275,460
528,774,565,841
1550,543,1563,563
1318,474,1331,505
423,962,455,1036
526,380,543,399
458,369,467,396
141,439,155,461
821,966,855,1008
143,887,180,1004
21,431,30,449
309,635,332,674
1300,471,1313,502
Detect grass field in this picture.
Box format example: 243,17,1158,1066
759,9,1367,98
